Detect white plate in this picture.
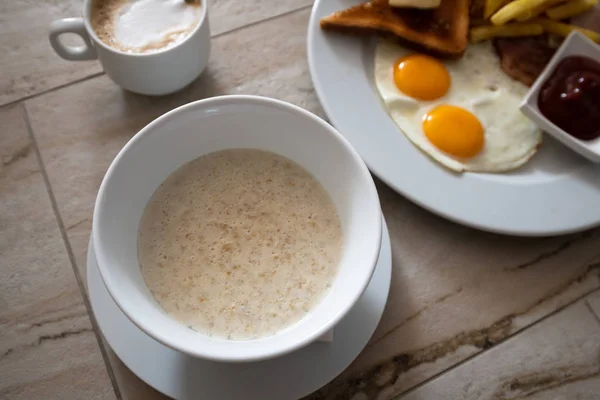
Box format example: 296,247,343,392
307,0,600,236
87,218,392,400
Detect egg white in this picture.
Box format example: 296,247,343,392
374,40,542,173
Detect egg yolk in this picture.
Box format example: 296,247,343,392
393,55,451,101
422,105,484,158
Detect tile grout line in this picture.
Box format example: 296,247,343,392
584,295,600,326
21,104,123,400
0,4,313,111
395,285,600,399
1,72,106,109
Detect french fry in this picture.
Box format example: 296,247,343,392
535,17,600,41
514,0,568,20
491,0,555,25
546,0,598,20
515,8,543,20
484,0,509,19
470,23,544,42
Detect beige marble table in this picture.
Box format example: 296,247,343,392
2,1,600,399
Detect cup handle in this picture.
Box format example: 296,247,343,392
49,18,97,61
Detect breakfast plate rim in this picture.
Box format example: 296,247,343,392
307,0,600,236
86,217,392,399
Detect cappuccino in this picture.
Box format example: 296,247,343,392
91,0,202,53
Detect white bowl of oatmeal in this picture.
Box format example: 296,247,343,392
92,95,382,362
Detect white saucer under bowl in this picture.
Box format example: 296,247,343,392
87,218,392,400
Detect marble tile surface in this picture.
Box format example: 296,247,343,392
0,105,115,399
24,6,600,399
397,294,600,400
308,184,600,399
0,0,311,106
0,0,101,106
209,0,313,36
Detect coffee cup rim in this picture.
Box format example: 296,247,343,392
82,0,208,57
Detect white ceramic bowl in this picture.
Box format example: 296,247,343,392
92,95,382,362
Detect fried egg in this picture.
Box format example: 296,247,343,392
374,40,542,173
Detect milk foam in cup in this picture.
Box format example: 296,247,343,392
91,0,203,53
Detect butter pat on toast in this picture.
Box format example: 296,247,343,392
320,0,470,59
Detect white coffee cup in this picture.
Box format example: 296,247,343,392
49,0,211,95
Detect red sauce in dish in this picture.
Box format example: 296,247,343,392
538,55,600,141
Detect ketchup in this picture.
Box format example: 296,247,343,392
538,56,600,141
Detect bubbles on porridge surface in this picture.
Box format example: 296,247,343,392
138,149,343,340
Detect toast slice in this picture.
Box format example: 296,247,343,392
320,0,470,59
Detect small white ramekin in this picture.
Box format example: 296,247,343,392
520,31,600,162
